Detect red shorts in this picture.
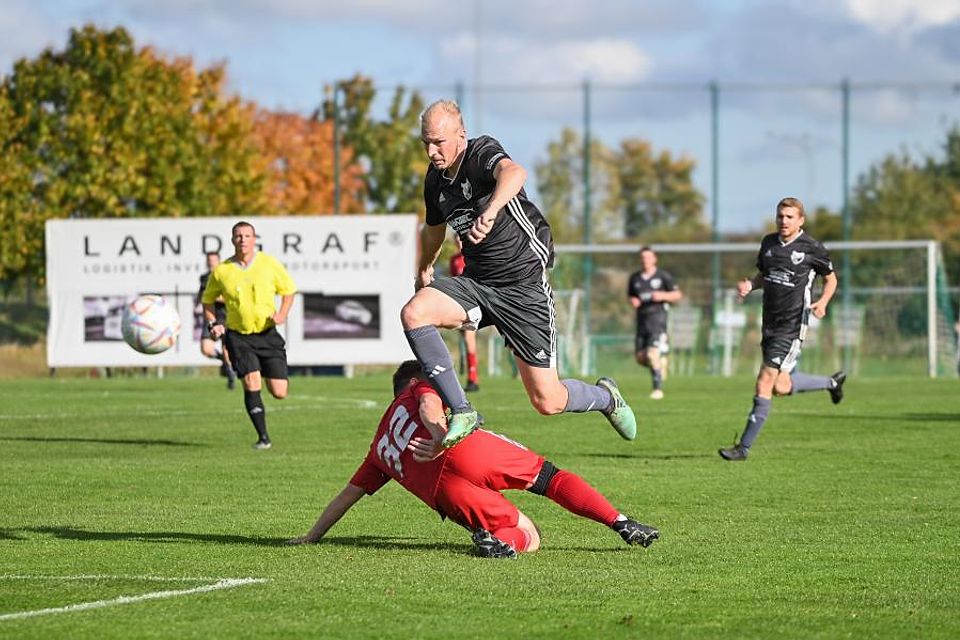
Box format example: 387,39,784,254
434,429,545,532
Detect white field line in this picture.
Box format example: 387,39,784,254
0,577,266,622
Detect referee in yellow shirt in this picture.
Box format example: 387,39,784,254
202,221,297,450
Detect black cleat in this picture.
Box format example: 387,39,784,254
829,371,846,405
465,381,480,393
718,443,748,461
471,528,518,559
612,518,659,548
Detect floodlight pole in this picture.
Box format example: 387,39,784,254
582,79,593,374
332,83,341,215
710,81,720,308
841,78,851,371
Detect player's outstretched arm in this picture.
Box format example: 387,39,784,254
809,272,838,319
286,484,366,545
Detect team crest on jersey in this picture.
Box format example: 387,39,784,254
650,278,662,289
790,251,805,265
461,179,472,200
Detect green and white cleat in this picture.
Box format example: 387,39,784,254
597,377,637,441
442,409,480,449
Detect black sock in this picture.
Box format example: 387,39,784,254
244,389,269,442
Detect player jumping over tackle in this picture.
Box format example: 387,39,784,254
401,99,637,449
288,361,659,558
719,197,846,461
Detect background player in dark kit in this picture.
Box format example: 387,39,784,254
719,197,846,461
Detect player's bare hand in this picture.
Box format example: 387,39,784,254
415,266,435,290
272,312,288,325
467,212,496,245
210,324,225,340
809,300,828,319
407,436,443,462
736,278,753,300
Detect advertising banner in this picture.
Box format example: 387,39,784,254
45,215,419,367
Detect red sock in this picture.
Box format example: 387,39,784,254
467,352,479,384
544,470,619,526
491,526,531,551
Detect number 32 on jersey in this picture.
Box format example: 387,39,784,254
375,405,418,477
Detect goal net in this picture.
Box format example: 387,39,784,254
549,240,957,379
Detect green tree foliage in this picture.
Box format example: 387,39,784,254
0,25,265,286
850,127,960,282
322,75,425,215
535,127,707,244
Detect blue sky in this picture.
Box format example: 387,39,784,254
3,0,960,232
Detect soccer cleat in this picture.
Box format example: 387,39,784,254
442,409,480,449
650,389,664,400
471,528,518,559
829,371,846,405
718,443,748,461
252,439,272,450
597,377,637,441
465,381,480,393
612,518,660,548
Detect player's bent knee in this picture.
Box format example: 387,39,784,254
516,512,541,552
530,395,564,415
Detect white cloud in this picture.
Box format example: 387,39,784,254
845,0,960,32
439,33,650,85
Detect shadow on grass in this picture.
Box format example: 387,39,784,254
0,436,205,447
13,527,465,552
20,526,287,546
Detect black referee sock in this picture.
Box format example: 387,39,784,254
243,389,270,442
404,325,471,412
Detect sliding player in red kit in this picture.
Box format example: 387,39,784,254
288,360,659,558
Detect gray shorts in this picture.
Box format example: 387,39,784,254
761,335,802,373
429,275,556,368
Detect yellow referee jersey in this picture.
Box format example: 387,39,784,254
201,252,297,334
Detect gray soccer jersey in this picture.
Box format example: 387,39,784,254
756,230,834,339
424,135,554,287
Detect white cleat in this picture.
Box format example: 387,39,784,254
650,389,664,400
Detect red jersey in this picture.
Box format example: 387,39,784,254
350,382,545,531
449,252,466,277
350,381,447,508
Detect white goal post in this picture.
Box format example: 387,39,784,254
554,240,954,379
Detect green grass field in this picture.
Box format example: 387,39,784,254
1,373,958,639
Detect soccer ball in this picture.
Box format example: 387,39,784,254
121,294,181,354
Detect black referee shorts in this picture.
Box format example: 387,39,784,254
429,275,555,368
223,326,288,379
